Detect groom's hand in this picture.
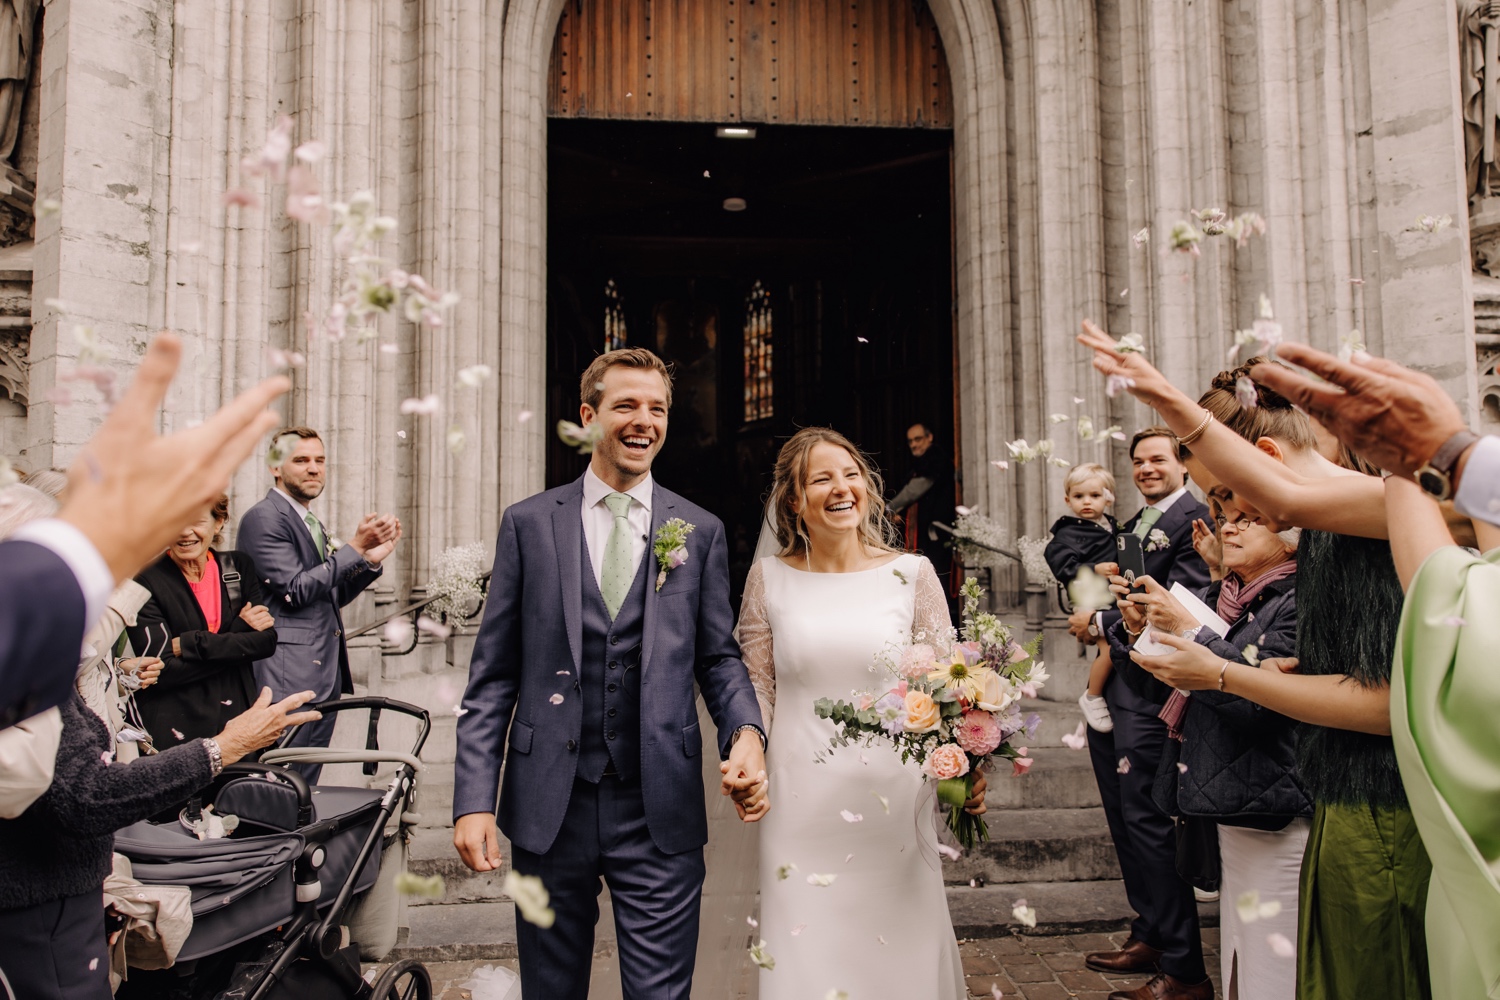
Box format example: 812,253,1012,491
720,730,770,823
454,812,504,872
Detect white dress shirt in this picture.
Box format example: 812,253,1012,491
581,467,653,590
1144,484,1188,518
1455,435,1500,529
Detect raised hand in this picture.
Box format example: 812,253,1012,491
1191,518,1222,576
1076,319,1175,408
238,604,275,631
56,332,290,585
214,687,321,765
1249,343,1468,478
361,516,403,567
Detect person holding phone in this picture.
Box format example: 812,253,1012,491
1072,427,1213,997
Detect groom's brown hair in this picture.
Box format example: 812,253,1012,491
580,348,675,410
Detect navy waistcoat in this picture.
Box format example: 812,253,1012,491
577,539,649,782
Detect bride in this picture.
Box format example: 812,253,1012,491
734,426,985,999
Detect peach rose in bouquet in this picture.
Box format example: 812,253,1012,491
903,690,941,732
921,743,971,780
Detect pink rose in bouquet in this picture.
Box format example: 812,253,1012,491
921,743,971,780
899,643,938,679
955,709,1003,755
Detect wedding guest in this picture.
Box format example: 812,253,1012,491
127,495,277,751
1383,476,1500,999
1071,429,1212,993
0,687,319,1000
0,332,289,728
1109,498,1310,1000
1045,462,1120,731
889,421,957,590
1080,325,1432,1000
236,427,400,782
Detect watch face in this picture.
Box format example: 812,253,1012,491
1418,469,1447,497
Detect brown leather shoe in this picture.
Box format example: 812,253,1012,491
1107,972,1214,999
1085,937,1163,974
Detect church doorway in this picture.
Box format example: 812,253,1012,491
545,117,956,593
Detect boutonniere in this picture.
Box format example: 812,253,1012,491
1145,528,1171,553
653,518,695,591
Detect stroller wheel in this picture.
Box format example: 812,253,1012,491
369,959,432,1000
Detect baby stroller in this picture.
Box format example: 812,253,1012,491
113,697,432,1000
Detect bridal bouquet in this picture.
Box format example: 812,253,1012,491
813,578,1047,849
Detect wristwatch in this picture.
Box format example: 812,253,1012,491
1414,430,1480,502
1181,625,1203,643
1087,612,1102,638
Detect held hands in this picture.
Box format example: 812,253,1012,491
720,729,770,823
454,812,504,873
214,687,321,765
238,604,275,631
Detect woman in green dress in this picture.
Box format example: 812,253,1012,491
1078,324,1437,999
1385,474,1500,998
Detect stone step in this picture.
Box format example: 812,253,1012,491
943,807,1120,885
986,746,1100,810
388,882,1218,962
406,827,511,906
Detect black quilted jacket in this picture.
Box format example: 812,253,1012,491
1110,576,1312,828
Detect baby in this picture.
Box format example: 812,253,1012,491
1043,463,1119,733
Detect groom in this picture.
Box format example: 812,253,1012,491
452,347,769,999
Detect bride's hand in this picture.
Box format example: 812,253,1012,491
721,730,771,823
963,769,988,816
1076,319,1181,410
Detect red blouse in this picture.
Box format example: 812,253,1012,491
184,551,223,634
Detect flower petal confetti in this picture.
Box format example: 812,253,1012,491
1117,756,1132,775
456,364,493,388
504,870,556,928
1011,899,1038,928
1060,721,1088,750
871,792,890,814
447,425,466,455
415,615,452,639
383,619,415,646
1235,890,1283,923
1114,332,1146,354
393,871,446,899
1234,375,1259,410
548,693,565,705
557,419,605,455
1242,643,1260,666
1409,214,1453,233
399,394,441,416
746,915,758,928
1442,615,1468,627
840,810,863,823
1105,374,1137,398
1267,932,1295,958
936,842,961,861
792,924,807,937
1177,762,1189,773
749,940,775,971
776,863,798,881
1132,226,1150,249
806,873,837,887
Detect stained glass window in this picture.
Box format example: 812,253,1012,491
604,279,627,352
743,280,773,422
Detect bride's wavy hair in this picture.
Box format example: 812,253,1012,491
767,427,900,557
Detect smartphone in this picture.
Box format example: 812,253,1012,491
1116,533,1147,592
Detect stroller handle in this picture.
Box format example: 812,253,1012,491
274,695,432,775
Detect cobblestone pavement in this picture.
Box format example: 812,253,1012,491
400,927,1223,999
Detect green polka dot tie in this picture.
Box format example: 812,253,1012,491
600,492,634,620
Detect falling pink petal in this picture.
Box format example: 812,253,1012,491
856,336,869,344
221,699,233,706
294,140,327,163
518,410,534,423
383,620,414,646
1117,756,1131,774
549,693,565,705
172,728,185,740
840,810,863,823
399,395,441,416
844,853,854,863
1177,762,1189,773
936,842,961,860
1060,722,1087,750
222,188,259,208
990,459,1009,471
1267,932,1294,958
415,615,451,639
746,915,758,927
1119,288,1129,297
791,924,807,936
1235,375,1259,410
453,705,469,717
101,751,112,764
89,958,99,972
1442,615,1468,627
1347,277,1365,285
379,342,399,354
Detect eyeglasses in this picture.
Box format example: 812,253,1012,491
1213,514,1255,532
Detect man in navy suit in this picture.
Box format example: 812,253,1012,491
452,348,767,999
1068,427,1212,997
236,427,400,782
1,332,289,728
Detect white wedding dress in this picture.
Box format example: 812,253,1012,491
737,552,966,1000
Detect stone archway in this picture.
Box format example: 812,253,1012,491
492,0,1040,531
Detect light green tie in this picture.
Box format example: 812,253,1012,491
600,492,635,620
1132,505,1163,540
305,512,328,562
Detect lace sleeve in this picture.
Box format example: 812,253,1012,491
913,557,957,647
734,559,776,730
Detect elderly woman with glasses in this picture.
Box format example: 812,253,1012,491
1103,496,1310,1000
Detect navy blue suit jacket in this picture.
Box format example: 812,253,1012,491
453,477,764,856
0,540,89,727
236,491,383,701
1104,492,1212,715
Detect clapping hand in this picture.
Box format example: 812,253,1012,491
1191,518,1222,576
720,729,770,823
349,513,402,566
238,604,275,631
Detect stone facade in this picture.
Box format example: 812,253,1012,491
0,0,1488,796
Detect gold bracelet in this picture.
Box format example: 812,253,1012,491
1217,660,1231,692
1179,408,1215,447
